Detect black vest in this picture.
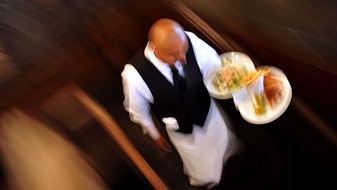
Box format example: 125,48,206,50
130,38,210,134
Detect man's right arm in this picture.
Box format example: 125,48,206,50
121,64,172,152
121,64,159,139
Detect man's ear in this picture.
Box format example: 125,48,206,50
148,41,155,49
149,42,160,57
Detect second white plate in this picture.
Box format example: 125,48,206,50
235,66,292,124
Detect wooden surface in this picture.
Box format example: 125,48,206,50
70,84,168,190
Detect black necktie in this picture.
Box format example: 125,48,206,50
171,67,186,92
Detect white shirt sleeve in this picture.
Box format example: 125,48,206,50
121,64,161,140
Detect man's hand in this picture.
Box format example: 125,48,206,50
154,136,172,152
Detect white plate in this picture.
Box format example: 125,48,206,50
205,52,256,99
235,66,292,124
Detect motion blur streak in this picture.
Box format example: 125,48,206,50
0,107,107,190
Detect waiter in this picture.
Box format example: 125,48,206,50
121,18,239,188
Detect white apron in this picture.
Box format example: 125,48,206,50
165,99,235,186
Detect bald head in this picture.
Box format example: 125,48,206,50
149,19,184,41
148,18,188,66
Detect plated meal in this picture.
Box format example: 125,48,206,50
212,65,252,92
205,51,292,124
232,66,292,124
205,52,256,99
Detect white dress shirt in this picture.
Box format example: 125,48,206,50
121,31,221,140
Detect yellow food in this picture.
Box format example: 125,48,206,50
253,93,267,115
243,67,271,85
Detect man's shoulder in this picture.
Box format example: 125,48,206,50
121,64,136,76
185,31,205,46
185,31,197,38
